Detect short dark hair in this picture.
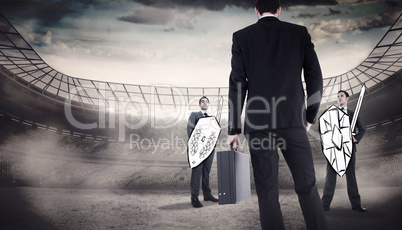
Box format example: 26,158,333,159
255,0,281,15
199,96,209,105
338,90,349,98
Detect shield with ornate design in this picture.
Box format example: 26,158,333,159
188,116,221,168
187,97,223,168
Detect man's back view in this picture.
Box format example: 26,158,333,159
228,8,322,133
227,0,328,229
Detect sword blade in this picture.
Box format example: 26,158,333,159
216,96,224,123
350,85,365,132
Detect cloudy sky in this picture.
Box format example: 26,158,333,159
1,0,401,87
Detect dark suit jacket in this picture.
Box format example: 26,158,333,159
187,111,204,137
346,109,366,151
228,17,323,135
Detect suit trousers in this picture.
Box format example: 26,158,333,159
322,145,361,208
247,128,328,230
190,150,215,198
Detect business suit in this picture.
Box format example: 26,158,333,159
322,109,366,209
228,16,328,229
187,111,215,199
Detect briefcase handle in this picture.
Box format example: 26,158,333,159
230,143,237,151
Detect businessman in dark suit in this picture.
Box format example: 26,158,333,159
322,90,367,212
227,0,328,229
187,96,218,208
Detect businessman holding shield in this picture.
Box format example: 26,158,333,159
187,96,219,208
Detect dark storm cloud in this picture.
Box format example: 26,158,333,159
0,0,339,29
327,8,341,15
117,6,202,30
384,0,401,7
118,8,174,25
132,0,338,11
292,13,319,19
357,11,400,31
308,10,400,44
0,0,93,29
351,1,402,31
292,8,343,19
124,0,338,26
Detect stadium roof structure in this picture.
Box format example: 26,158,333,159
320,13,402,103
0,12,401,115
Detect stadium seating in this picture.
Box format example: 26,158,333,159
1,112,401,189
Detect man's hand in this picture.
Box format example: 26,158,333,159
353,136,357,143
227,134,240,150
306,122,312,131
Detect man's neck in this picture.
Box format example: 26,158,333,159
259,13,277,19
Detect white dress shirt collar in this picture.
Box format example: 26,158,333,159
260,13,277,20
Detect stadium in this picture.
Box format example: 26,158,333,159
0,9,401,230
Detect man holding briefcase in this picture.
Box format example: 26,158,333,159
227,0,328,229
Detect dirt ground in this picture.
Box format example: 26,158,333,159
1,186,401,230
